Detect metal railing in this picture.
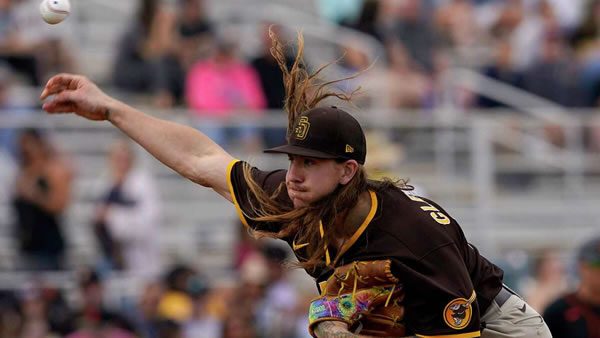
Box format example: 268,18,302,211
1,109,599,288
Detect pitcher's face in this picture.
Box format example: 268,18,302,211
285,155,347,208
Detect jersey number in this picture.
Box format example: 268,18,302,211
407,195,451,225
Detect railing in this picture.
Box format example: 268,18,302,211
1,109,599,293
440,68,587,191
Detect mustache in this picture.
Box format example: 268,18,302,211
287,184,308,192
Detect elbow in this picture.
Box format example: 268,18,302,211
176,150,231,190
179,159,212,188
187,172,211,188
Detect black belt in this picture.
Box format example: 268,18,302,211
482,285,521,330
494,285,520,307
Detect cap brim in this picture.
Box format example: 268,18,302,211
263,145,339,159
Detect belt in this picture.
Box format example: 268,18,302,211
494,285,520,307
494,287,511,307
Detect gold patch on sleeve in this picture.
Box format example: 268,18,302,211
443,295,474,330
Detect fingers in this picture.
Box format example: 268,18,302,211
42,91,78,113
42,102,77,114
40,73,83,100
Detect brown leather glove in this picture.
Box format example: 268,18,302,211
308,260,406,337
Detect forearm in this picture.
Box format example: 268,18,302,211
314,321,415,338
107,100,231,185
313,322,362,338
314,321,409,338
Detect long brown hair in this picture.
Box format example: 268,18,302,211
242,28,408,272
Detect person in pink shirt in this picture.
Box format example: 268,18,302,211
185,36,266,149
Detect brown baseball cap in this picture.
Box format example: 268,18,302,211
264,106,367,164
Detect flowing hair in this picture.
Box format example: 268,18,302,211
242,28,409,272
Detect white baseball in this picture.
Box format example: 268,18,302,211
40,0,71,25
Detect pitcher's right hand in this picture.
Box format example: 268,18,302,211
41,73,116,121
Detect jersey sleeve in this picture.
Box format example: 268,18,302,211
392,245,482,338
386,193,482,337
226,159,290,233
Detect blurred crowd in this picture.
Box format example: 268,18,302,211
3,0,600,148
1,0,600,337
0,233,318,338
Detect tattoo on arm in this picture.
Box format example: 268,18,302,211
314,321,417,338
314,321,359,338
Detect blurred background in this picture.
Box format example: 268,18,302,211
0,0,599,337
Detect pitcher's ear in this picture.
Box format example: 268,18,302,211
339,160,359,185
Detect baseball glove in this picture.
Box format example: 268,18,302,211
308,260,406,337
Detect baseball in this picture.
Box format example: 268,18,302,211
40,0,71,25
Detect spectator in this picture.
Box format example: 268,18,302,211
19,286,54,338
521,33,581,147
477,41,523,108
157,264,205,323
19,284,73,338
183,280,221,338
0,0,76,86
543,237,600,338
130,281,163,338
156,319,183,338
12,128,72,271
522,249,570,314
384,39,430,109
233,220,260,270
508,0,562,71
434,0,480,49
185,32,266,150
176,0,214,72
522,33,581,107
336,40,370,95
255,244,298,338
68,267,136,337
570,0,600,106
234,251,269,335
0,291,22,338
349,0,384,42
221,313,257,338
380,0,438,73
142,0,216,108
251,24,292,148
569,0,600,53
112,0,180,108
0,64,37,161
93,139,162,278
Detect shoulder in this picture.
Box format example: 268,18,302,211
231,160,286,183
228,160,289,203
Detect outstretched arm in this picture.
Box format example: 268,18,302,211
41,74,234,200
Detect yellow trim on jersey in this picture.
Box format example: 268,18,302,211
319,221,331,266
333,190,378,266
226,159,250,229
416,331,480,338
468,290,477,304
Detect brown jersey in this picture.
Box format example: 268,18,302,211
227,160,504,337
